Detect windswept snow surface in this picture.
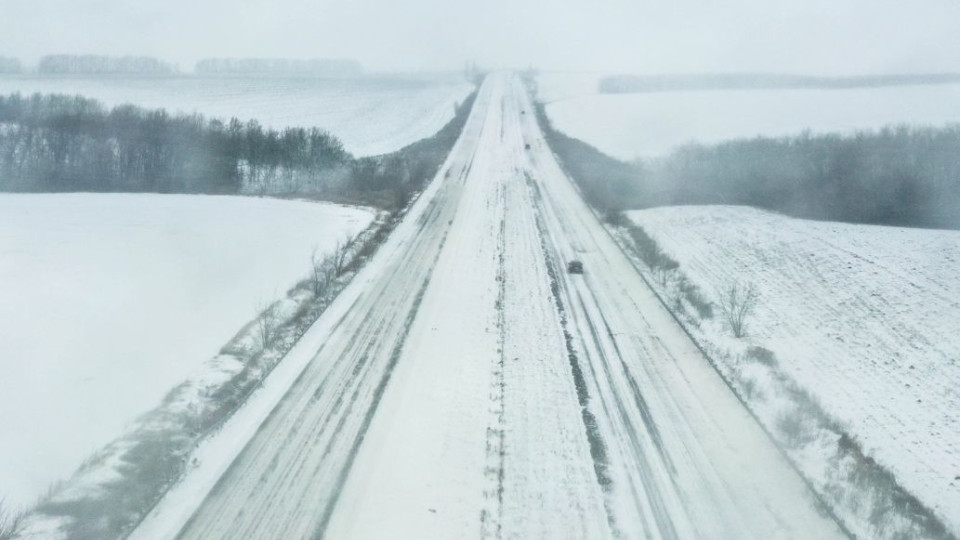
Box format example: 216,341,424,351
131,74,844,540
539,74,960,160
629,206,960,532
0,194,373,509
0,74,473,156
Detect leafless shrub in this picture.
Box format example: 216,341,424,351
833,428,952,538
183,401,203,437
677,276,713,319
717,280,758,337
256,301,280,350
604,210,630,228
655,260,680,286
310,247,324,296
331,239,352,277
0,499,25,540
626,225,674,270
745,345,777,368
671,292,685,314
310,247,336,298
738,377,763,401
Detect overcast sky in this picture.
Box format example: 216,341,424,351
2,0,959,74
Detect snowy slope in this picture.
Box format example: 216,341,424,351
539,74,960,160
0,74,473,156
629,205,960,531
0,194,373,509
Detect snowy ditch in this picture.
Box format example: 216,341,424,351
604,209,956,540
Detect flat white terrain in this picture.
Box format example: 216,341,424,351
0,74,473,156
130,74,843,540
536,71,604,103
539,74,960,160
629,205,960,531
0,194,373,509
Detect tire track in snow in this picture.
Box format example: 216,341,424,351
480,184,507,540
313,265,443,538
573,289,683,539
523,171,619,535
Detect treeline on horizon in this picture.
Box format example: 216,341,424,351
37,55,177,74
536,104,960,230
0,54,364,76
0,91,476,209
599,73,960,94
195,58,362,76
0,56,22,73
0,54,174,75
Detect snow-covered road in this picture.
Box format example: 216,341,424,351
130,74,846,539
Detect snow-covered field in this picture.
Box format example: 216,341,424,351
539,73,960,160
0,74,474,156
0,193,373,509
628,205,960,532
536,71,604,103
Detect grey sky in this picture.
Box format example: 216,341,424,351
2,0,959,74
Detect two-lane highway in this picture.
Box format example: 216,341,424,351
131,73,846,540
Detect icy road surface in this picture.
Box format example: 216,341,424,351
131,74,845,539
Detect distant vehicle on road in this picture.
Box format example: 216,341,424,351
567,260,584,274
525,143,531,150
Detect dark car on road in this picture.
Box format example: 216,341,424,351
567,260,584,274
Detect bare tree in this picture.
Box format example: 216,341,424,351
310,245,341,298
310,247,326,297
655,259,680,286
717,280,759,338
257,301,280,351
332,239,352,277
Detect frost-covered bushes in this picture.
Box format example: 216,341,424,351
626,224,680,277
776,408,817,448
677,276,713,320
310,247,338,298
603,209,632,228
745,345,776,367
614,222,715,328
256,301,281,351
700,335,951,539
0,500,24,540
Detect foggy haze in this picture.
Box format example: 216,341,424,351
2,0,959,74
